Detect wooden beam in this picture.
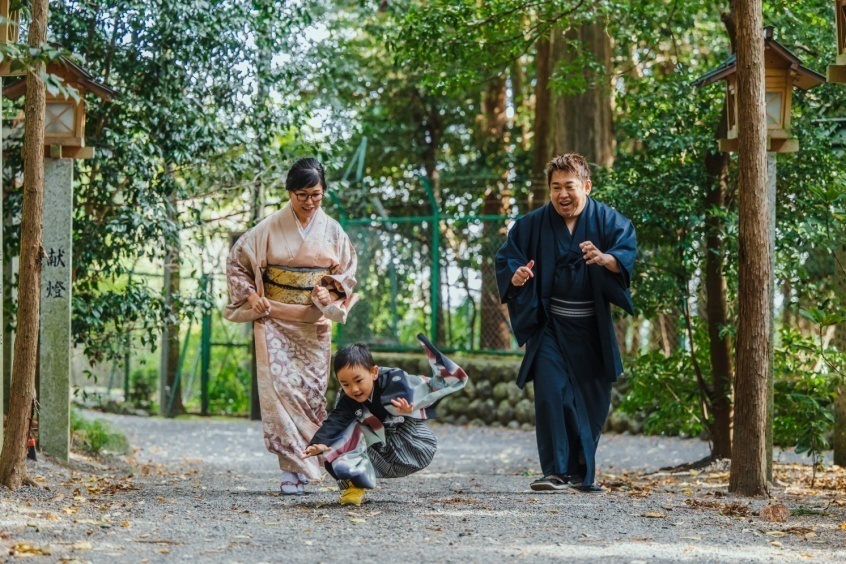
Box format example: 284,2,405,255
0,61,25,77
828,64,846,84
718,137,798,153
39,145,95,159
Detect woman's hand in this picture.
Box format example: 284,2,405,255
313,285,332,306
247,293,271,316
390,397,415,415
303,444,330,458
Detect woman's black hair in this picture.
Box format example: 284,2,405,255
286,157,327,192
334,343,376,374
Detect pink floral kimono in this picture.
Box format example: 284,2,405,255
224,203,359,480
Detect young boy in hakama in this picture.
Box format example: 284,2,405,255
304,334,468,506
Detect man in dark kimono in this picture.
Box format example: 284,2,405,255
495,153,636,493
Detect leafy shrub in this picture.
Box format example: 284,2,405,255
618,349,706,438
70,409,131,455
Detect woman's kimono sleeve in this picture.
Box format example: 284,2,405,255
224,231,261,323
313,231,360,324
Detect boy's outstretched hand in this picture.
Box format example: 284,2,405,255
303,444,330,458
390,397,415,415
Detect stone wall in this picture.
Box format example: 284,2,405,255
325,351,644,433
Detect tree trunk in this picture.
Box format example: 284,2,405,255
548,22,614,168
2,220,11,417
531,32,552,209
479,77,512,350
657,310,680,357
781,279,792,328
833,242,846,466
0,0,48,490
729,0,770,497
704,149,734,459
161,192,184,416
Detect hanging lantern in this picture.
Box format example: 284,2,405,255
695,26,825,153
3,57,115,158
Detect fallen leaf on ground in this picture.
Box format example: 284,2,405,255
350,518,365,523
784,526,814,536
640,512,666,518
120,521,131,528
760,504,789,523
720,501,750,517
684,499,721,510
763,531,787,537
72,541,92,550
11,543,50,556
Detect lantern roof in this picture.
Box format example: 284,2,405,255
694,26,826,90
2,55,116,101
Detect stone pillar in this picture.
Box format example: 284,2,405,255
766,152,776,482
39,158,73,461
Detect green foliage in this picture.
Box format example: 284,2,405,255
2,0,842,431
128,366,158,413
70,409,131,455
619,349,706,438
774,329,838,466
2,1,315,368
206,357,251,416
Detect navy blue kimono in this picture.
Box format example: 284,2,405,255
495,198,636,485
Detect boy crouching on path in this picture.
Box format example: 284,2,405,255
304,334,468,506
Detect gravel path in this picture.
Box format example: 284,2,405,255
1,411,844,563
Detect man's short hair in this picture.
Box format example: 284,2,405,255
334,343,376,374
547,153,591,186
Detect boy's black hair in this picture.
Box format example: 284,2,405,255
334,343,376,374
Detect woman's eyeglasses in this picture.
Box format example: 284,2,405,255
293,191,324,202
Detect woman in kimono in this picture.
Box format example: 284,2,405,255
224,158,359,495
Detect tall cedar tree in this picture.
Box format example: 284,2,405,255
729,0,771,497
0,0,48,490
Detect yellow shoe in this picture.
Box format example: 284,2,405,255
340,485,367,506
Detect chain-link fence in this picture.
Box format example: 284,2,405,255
333,175,537,354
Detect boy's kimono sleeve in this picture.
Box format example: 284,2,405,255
310,396,357,446
381,334,469,419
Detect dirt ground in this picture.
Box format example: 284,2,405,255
1,411,845,562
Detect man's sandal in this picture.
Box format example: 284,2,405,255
529,475,571,491
569,483,603,493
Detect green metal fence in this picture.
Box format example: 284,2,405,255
330,173,531,355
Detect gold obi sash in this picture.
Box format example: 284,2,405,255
263,265,329,305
